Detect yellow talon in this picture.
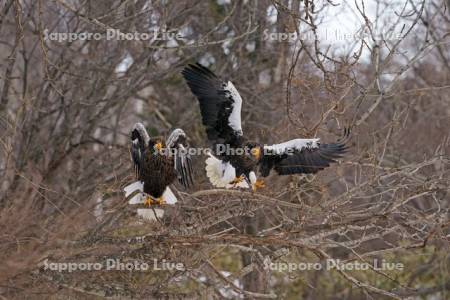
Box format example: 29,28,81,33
230,175,245,186
155,197,165,206
143,196,165,206
144,196,154,207
252,179,265,191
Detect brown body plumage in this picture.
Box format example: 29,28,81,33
139,143,177,198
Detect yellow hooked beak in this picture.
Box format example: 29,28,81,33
251,147,261,160
155,142,163,151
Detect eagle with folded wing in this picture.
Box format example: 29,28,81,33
127,123,193,206
182,63,349,191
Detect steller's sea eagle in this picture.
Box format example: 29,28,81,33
182,63,349,191
124,123,193,206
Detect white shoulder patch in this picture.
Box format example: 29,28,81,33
162,187,177,204
128,192,145,205
264,138,320,155
224,81,243,136
124,181,144,197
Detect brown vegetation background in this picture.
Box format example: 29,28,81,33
0,0,449,299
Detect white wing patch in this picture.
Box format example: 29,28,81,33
264,138,320,155
224,81,243,136
205,152,249,188
132,123,150,144
166,128,186,150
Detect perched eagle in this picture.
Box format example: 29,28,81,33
182,63,349,191
124,123,193,206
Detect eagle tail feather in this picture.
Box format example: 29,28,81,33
205,152,249,189
137,208,165,221
205,153,228,188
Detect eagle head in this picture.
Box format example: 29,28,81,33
245,142,262,162
149,139,164,155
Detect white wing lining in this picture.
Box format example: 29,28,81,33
264,138,320,155
166,128,186,150
224,81,243,136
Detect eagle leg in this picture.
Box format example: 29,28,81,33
143,196,155,207
252,179,265,191
230,175,245,187
155,197,165,206
143,196,165,206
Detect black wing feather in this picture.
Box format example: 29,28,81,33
131,129,145,179
182,63,242,144
259,132,349,176
167,129,194,188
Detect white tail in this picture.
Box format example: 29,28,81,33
205,152,249,189
137,208,165,221
205,153,227,187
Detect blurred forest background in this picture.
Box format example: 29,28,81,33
0,0,449,299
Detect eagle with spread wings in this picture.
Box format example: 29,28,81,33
125,123,193,206
182,63,349,191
